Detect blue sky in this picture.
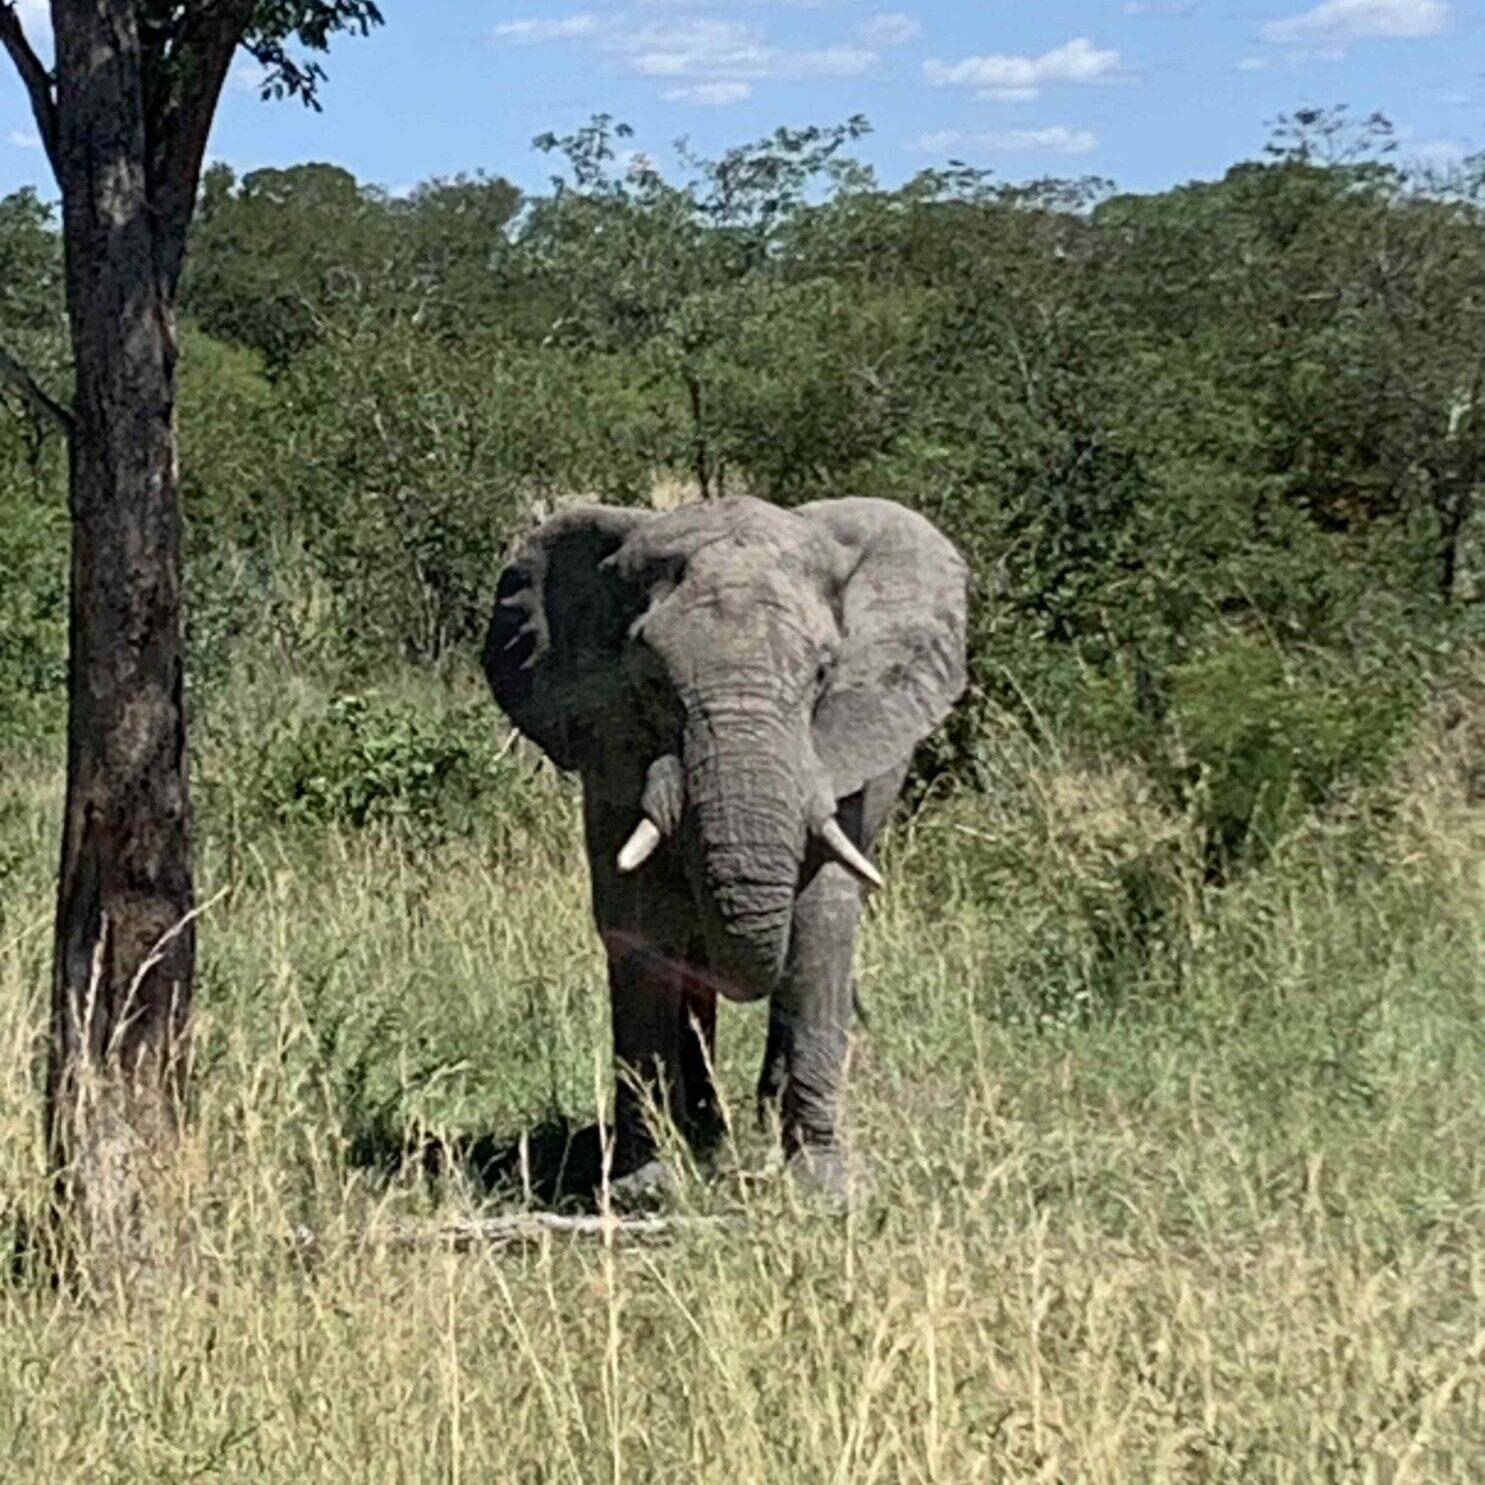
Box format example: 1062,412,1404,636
1,1,1480,201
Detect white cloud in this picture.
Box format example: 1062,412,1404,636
917,125,1098,155
662,80,753,104
792,46,878,76
634,22,875,79
924,37,1120,101
628,19,776,76
1236,56,1270,70
860,13,921,47
7,128,41,151
1261,0,1450,45
494,15,601,43
497,15,879,84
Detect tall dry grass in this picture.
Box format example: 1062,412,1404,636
1,672,1483,1482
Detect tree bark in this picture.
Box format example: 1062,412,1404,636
684,367,712,500
1432,471,1473,604
0,0,348,1260
44,1,197,1248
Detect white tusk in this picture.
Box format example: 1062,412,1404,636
617,817,664,873
818,819,885,892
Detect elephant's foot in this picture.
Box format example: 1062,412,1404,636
785,1143,870,1208
683,1104,728,1164
604,1157,676,1212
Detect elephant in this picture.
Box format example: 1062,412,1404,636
482,493,968,1201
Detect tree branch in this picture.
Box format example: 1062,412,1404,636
0,2,59,176
292,1211,740,1258
150,0,259,290
0,340,72,434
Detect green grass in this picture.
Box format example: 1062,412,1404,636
1,663,1483,1482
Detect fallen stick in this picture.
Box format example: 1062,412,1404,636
293,1211,739,1256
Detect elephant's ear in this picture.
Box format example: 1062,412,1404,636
483,507,651,771
799,497,969,800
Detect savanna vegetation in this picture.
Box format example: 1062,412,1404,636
1,105,1483,1479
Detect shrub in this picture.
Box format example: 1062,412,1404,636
0,469,66,748
1158,636,1421,877
264,692,509,835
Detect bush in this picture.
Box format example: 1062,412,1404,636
0,466,66,748
264,692,512,835
264,324,671,665
906,744,1202,1028
1160,636,1421,876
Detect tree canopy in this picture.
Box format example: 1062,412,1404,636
2,105,1482,881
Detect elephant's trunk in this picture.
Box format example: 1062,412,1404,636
680,692,807,1002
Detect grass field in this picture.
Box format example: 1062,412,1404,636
2,659,1483,1483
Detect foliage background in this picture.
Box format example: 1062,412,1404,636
4,106,1483,1015
2,106,1485,1478
13,110,1481,855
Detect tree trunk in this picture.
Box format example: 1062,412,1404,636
685,367,712,500
1434,473,1472,604
45,2,194,1251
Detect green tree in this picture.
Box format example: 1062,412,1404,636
0,0,382,1245
184,163,527,361
0,187,65,479
0,192,67,746
390,172,525,336
185,161,391,366
520,114,873,497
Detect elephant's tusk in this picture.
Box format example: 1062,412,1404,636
617,817,664,873
818,819,885,892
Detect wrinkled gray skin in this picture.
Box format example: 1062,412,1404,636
483,495,968,1199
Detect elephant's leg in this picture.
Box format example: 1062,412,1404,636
677,932,721,1152
761,766,906,1193
769,863,863,1184
756,1000,788,1118
607,936,721,1181
607,945,688,1180
757,975,863,1120
678,949,722,1153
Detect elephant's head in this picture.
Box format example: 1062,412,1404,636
483,495,968,1000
